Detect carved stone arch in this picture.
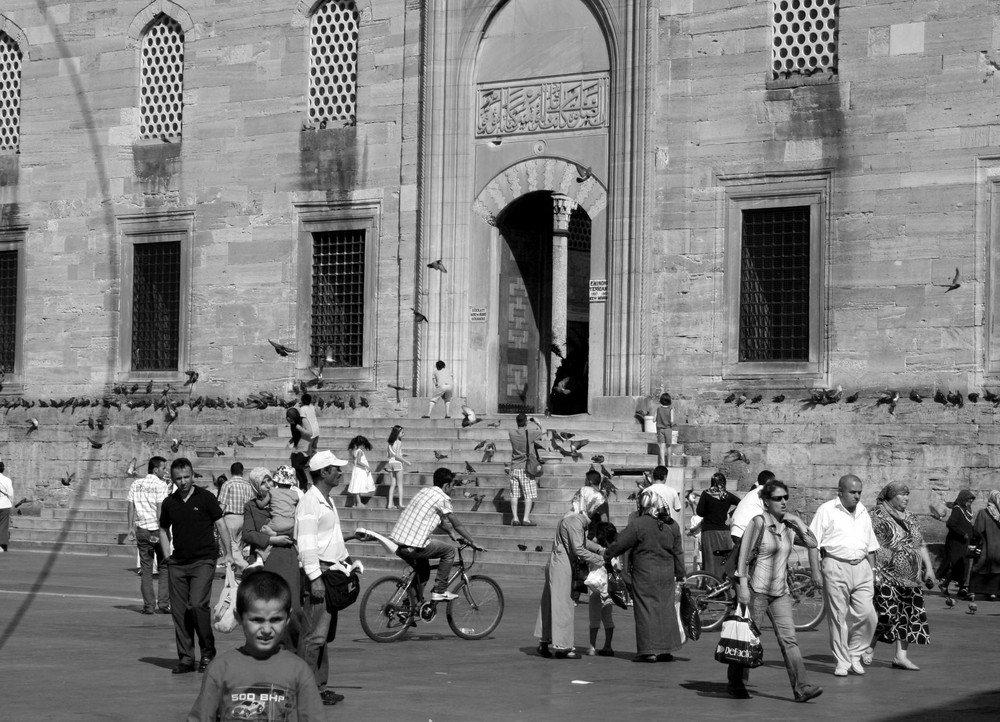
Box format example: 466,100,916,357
0,15,32,61
473,158,608,228
127,1,195,46
293,0,366,29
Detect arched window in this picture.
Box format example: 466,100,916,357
308,0,358,127
0,31,22,152
139,15,184,140
771,0,838,80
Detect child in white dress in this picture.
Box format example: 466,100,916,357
347,435,376,507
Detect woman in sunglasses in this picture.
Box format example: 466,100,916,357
729,479,823,703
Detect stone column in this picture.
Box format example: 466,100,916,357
550,194,576,399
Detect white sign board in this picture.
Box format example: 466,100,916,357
470,307,487,323
589,279,607,302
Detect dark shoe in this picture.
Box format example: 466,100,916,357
596,648,615,657
939,582,950,598
632,654,658,663
728,686,751,699
511,520,521,526
794,685,823,703
198,656,215,672
655,653,674,662
537,643,553,658
171,663,196,675
522,520,537,526
320,690,345,705
140,608,154,615
155,607,171,614
553,648,580,659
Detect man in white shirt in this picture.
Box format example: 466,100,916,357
722,470,774,579
808,474,879,677
125,456,172,613
296,450,363,706
391,468,484,600
0,455,13,552
644,465,683,519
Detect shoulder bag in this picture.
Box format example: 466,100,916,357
524,430,544,477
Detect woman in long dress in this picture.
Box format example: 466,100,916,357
936,489,975,599
347,435,376,507
604,487,685,662
535,487,606,659
696,471,740,578
970,490,1000,600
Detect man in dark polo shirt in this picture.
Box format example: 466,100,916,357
158,457,234,674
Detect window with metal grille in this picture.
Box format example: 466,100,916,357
312,230,365,368
739,207,810,362
771,0,838,79
308,0,359,127
0,32,22,152
139,15,184,140
0,249,16,373
132,241,181,371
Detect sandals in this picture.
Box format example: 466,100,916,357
552,648,580,659
511,520,522,526
861,648,873,666
892,658,920,671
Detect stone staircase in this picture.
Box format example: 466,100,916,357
13,415,712,578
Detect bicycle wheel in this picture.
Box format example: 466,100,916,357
447,575,504,640
788,568,826,631
682,572,734,631
359,576,414,642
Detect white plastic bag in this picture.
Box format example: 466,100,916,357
213,565,239,634
584,566,608,598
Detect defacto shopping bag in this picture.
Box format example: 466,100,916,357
713,603,763,668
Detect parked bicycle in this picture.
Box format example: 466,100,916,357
354,527,505,642
682,549,825,632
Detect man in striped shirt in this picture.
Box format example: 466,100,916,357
125,456,172,614
218,462,253,570
390,468,485,601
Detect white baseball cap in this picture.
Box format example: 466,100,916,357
308,450,348,471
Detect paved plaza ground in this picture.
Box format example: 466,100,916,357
0,549,998,721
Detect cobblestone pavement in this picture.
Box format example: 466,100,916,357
0,550,998,721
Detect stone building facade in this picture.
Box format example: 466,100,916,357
2,0,1000,518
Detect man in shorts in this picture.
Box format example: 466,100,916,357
507,413,544,526
423,360,454,418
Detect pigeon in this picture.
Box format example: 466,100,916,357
517,544,528,551
434,450,449,460
126,457,139,477
474,440,488,451
96,418,106,431
388,383,410,392
461,405,481,427
487,420,501,428
412,308,428,324
750,394,763,404
909,390,923,403
184,369,199,385
943,267,961,292
968,603,978,614
359,396,369,408
845,392,860,403
348,395,356,410
985,389,1000,405
26,418,39,434
945,597,955,608
723,449,749,464
534,545,544,552
969,392,980,403
934,390,948,405
550,430,575,443
947,390,964,408
332,397,346,410
145,380,154,394
724,392,737,404
470,494,485,512
733,393,748,407
480,442,496,463
528,417,543,429
876,390,899,415
214,445,225,456
170,438,181,453
268,339,298,357
772,394,785,403
599,477,619,499
549,343,564,359
214,473,228,488
427,259,447,273
59,471,75,486
136,419,155,432
86,437,105,449
465,461,476,474
591,454,606,464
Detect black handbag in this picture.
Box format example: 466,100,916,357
321,567,360,612
607,568,631,610
679,584,701,641
525,430,544,477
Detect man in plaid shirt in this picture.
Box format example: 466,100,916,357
390,468,486,600
125,456,172,614
217,462,254,570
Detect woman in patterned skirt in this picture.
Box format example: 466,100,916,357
866,482,935,671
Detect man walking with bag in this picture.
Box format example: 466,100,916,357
507,413,544,526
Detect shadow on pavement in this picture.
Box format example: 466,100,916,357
876,689,1000,721
139,656,181,670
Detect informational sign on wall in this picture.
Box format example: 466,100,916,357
470,307,487,322
589,279,607,302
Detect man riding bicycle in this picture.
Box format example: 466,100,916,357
389,468,487,601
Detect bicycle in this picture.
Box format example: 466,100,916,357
682,552,825,632
354,527,505,642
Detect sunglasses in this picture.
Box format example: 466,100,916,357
768,495,789,501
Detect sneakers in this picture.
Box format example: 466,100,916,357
431,591,458,601
833,665,849,677
794,685,823,703
850,659,865,675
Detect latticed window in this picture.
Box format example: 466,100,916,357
132,241,181,371
308,0,359,127
0,32,22,152
312,230,365,368
771,0,838,79
140,15,184,140
0,249,16,373
739,207,810,362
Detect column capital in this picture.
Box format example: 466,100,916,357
551,193,577,234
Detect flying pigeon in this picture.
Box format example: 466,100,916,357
412,308,428,324
434,450,449,460
268,339,298,357
723,449,749,464
461,405,481,427
184,369,199,385
427,259,448,273
126,457,139,477
26,418,39,434
943,267,961,292
86,437,105,449
59,471,75,486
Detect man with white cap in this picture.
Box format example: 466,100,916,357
0,453,13,552
296,449,364,706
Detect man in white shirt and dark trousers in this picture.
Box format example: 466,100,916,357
808,474,879,677
296,450,364,706
0,454,13,553
125,456,172,613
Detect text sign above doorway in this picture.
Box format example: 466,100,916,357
589,279,607,302
470,306,487,322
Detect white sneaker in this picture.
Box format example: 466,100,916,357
850,659,865,675
431,591,458,601
833,665,849,677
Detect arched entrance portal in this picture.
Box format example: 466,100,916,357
496,192,591,414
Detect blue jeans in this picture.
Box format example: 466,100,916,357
167,559,216,665
727,590,810,695
136,528,169,611
395,539,455,594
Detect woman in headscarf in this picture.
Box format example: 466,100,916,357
696,471,740,578
936,490,976,599
242,466,302,648
535,486,607,659
867,482,934,671
970,489,1000,601
604,486,685,663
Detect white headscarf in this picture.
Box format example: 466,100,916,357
571,486,605,517
640,487,671,517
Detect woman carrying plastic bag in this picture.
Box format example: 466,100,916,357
212,565,239,634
